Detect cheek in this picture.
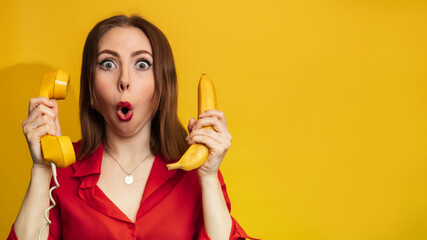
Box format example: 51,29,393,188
137,77,156,113
93,78,115,107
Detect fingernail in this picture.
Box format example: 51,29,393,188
199,112,206,118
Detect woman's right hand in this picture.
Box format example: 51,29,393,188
22,97,62,167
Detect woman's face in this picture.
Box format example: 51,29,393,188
93,26,155,137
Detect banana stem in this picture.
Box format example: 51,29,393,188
167,162,182,170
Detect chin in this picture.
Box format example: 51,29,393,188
113,120,151,138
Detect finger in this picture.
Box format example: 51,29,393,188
192,117,231,141
187,128,231,153
28,97,55,114
25,103,57,125
51,99,59,116
36,123,57,137
23,114,56,136
199,109,228,126
188,134,230,154
51,99,62,133
198,110,231,139
187,117,196,133
187,128,226,145
27,122,58,142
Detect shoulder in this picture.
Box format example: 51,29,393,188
54,141,94,185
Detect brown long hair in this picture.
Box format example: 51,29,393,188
78,14,188,161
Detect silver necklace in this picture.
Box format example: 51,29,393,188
104,148,152,185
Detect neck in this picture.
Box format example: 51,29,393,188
104,122,153,165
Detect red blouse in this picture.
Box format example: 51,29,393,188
7,142,256,240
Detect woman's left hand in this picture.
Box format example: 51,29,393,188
186,109,232,178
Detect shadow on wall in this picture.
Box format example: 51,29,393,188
0,63,80,237
0,63,80,139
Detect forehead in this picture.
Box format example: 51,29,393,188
98,26,152,54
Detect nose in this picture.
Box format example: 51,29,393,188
120,81,129,91
118,69,130,92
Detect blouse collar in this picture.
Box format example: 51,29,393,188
71,142,178,191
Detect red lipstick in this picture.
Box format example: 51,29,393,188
116,101,134,121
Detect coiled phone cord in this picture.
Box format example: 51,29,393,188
38,162,59,240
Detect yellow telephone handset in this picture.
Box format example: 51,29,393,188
39,70,75,168
38,70,75,239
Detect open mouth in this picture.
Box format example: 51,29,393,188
116,101,133,121
121,107,129,115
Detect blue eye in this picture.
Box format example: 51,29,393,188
98,60,116,70
136,59,152,70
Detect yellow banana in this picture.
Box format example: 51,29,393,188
167,74,217,171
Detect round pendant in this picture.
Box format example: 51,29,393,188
125,175,134,184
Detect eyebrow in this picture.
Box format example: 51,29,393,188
97,49,153,57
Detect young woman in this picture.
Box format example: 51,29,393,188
9,15,254,240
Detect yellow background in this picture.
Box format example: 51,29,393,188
1,0,427,239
